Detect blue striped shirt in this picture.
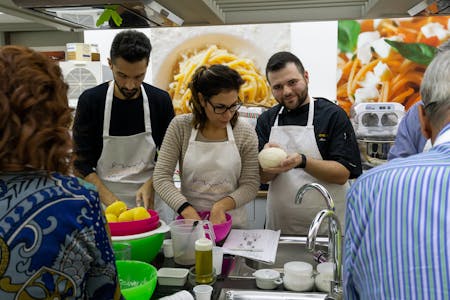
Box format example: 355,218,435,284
344,123,450,300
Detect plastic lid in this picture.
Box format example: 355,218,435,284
284,261,313,275
195,238,213,251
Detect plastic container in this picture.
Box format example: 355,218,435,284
157,268,189,286
116,260,157,300
109,209,160,236
176,211,232,242
283,261,314,292
112,220,169,263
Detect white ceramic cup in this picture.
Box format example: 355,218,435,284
163,239,174,258
193,284,213,300
253,269,283,290
283,261,314,292
212,246,223,275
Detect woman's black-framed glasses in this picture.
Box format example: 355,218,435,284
207,99,242,114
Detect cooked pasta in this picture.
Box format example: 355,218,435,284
337,16,449,115
168,45,277,114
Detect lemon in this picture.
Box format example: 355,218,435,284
118,210,134,222
130,207,151,221
105,213,118,223
105,201,127,217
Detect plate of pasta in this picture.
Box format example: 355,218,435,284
337,16,450,115
153,33,278,114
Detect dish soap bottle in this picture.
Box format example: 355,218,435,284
195,237,213,284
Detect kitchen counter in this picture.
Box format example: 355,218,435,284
150,252,257,299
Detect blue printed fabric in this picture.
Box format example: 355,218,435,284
0,171,120,300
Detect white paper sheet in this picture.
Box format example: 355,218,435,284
222,229,281,264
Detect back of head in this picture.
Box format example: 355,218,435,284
420,50,450,128
189,64,244,128
0,45,72,173
265,51,305,80
110,29,151,64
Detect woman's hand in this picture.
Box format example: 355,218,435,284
181,205,201,220
210,197,234,225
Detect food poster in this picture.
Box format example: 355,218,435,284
84,15,450,117
337,16,450,115
150,23,290,115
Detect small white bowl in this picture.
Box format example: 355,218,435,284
253,269,283,290
157,268,189,286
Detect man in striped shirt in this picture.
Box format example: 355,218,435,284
344,50,450,299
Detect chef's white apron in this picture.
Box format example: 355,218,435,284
266,99,348,235
181,123,247,228
96,81,174,222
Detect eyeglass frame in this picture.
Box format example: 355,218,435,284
206,98,243,114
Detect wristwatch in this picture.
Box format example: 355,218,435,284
296,153,307,168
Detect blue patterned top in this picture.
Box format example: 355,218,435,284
344,123,450,299
0,171,120,300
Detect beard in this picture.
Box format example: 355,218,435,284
115,82,139,100
281,85,309,110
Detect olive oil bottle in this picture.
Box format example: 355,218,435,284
195,238,213,284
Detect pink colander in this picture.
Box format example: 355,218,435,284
176,211,232,243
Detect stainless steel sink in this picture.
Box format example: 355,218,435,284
245,236,328,270
227,236,329,278
218,289,327,300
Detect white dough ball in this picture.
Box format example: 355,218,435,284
258,147,287,169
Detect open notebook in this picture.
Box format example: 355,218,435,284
222,229,281,264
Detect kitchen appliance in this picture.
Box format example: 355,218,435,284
350,102,405,169
11,0,183,29
59,60,102,108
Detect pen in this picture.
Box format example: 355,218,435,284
228,248,264,252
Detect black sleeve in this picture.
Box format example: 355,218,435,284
323,106,362,179
146,84,175,150
255,106,279,151
73,86,106,177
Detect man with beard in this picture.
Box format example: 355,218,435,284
255,51,362,235
73,30,175,221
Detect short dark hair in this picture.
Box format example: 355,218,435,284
265,51,305,81
189,64,244,129
110,30,151,64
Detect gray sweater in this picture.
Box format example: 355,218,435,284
153,113,260,215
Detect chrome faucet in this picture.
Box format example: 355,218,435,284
295,182,335,211
296,183,336,261
307,209,343,300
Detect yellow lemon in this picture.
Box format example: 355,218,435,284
118,210,134,222
105,213,118,223
130,207,151,221
105,201,127,217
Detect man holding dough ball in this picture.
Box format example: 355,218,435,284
255,51,362,235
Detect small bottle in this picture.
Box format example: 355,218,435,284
195,238,213,284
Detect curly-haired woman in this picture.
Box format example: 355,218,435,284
0,45,121,300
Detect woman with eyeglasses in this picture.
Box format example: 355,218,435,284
153,64,260,227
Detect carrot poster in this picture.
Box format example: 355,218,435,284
337,16,450,115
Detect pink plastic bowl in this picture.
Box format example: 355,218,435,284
109,209,160,236
176,211,232,243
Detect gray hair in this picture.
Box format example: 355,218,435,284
420,50,450,128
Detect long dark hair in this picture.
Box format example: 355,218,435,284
189,64,244,129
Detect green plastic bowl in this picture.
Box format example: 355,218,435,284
113,232,164,263
112,220,169,263
116,260,157,300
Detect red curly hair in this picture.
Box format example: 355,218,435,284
0,45,73,174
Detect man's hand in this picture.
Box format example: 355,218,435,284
262,152,302,174
136,178,154,209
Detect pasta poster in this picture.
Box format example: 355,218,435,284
84,16,450,115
